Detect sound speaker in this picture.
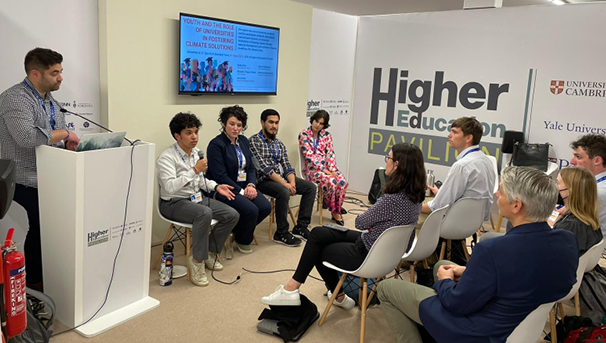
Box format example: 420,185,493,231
501,131,524,154
0,159,16,220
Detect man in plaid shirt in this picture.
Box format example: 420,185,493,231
0,48,80,291
249,109,316,247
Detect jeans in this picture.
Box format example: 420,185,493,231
213,191,272,245
13,184,43,286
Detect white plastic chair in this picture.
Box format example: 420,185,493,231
153,196,218,280
506,301,556,343
318,225,417,343
399,206,449,282
297,148,324,225
439,197,488,261
486,155,500,232
549,239,605,343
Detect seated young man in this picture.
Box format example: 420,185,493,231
378,166,579,343
249,109,317,247
157,112,239,287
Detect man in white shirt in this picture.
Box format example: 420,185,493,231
570,134,606,235
422,117,495,221
157,112,239,287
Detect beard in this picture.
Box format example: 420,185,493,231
263,128,276,140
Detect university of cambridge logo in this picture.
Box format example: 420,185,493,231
550,80,564,95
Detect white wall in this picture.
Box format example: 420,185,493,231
99,0,313,242
307,9,358,176
0,0,100,137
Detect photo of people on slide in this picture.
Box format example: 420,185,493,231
180,57,233,93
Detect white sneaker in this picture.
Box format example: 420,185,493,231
261,285,301,306
188,256,209,287
205,252,224,271
327,290,356,310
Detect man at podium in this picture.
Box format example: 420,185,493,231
157,112,239,287
0,48,81,291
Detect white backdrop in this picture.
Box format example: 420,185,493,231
0,0,100,138
349,4,606,192
307,9,358,176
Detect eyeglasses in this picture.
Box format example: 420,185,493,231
384,155,394,162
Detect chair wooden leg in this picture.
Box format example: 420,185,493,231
410,264,415,282
153,224,174,269
489,213,495,231
269,199,275,239
319,273,347,326
360,277,368,343
423,259,429,269
495,213,503,233
439,242,446,260
253,234,259,246
186,227,192,281
558,302,566,319
447,240,452,260
319,188,323,226
550,307,557,343
366,276,382,308
462,240,471,261
575,292,581,316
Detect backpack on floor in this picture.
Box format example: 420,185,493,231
580,266,606,325
9,288,55,343
564,324,606,343
335,273,380,306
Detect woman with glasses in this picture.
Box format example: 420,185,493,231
261,143,426,308
206,105,272,254
298,110,347,225
553,167,602,255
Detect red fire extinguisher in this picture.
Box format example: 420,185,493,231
2,228,26,338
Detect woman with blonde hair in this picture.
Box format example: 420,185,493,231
554,167,602,255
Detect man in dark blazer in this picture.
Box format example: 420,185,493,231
378,166,579,343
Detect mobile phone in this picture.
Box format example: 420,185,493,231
435,180,443,189
323,223,349,232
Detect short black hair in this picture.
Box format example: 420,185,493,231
219,105,248,131
169,112,202,140
261,109,280,122
571,134,606,167
24,48,63,74
451,117,483,145
309,110,330,129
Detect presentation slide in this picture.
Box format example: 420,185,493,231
180,14,280,94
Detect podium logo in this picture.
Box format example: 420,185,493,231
550,80,564,95
88,229,109,247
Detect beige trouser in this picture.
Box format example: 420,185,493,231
378,260,457,343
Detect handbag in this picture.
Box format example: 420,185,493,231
511,141,550,172
368,168,387,204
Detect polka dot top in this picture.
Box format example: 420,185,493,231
356,192,422,251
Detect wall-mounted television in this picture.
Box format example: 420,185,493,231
179,13,280,95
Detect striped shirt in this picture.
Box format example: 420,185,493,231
0,78,67,188
356,192,422,251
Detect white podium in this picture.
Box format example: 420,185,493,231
36,143,159,337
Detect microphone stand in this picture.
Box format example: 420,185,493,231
59,108,134,145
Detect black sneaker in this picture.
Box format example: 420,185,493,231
273,231,302,247
292,226,310,241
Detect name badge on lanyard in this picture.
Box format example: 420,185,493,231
23,81,56,130
190,191,203,203
236,145,247,181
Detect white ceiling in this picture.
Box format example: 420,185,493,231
289,0,604,16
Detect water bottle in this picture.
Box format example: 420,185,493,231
159,242,174,286
426,170,435,197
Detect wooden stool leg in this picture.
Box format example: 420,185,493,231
575,292,581,316
462,240,471,261
360,278,368,343
186,227,192,281
550,307,557,343
439,242,446,260
495,213,503,233
153,224,174,269
447,240,452,260
319,273,347,325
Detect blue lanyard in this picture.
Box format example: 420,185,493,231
235,145,244,169
461,147,480,159
23,80,56,130
259,132,280,164
597,175,606,184
312,133,320,154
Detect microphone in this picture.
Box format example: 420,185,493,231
197,150,204,160
59,108,133,144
